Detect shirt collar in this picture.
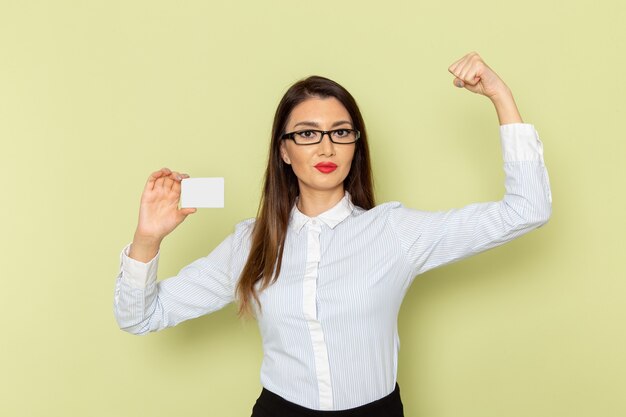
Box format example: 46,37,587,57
290,192,355,234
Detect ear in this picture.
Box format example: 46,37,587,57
280,142,291,164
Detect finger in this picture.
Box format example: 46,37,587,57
450,62,472,85
171,171,185,181
458,61,484,86
450,52,481,78
173,174,187,193
172,177,182,195
464,55,487,83
145,168,171,191
156,167,172,178
167,171,187,191
460,71,480,86
448,62,464,79
453,78,465,88
177,207,197,222
457,60,476,83
448,51,474,76
163,175,175,191
448,61,461,76
448,53,469,75
155,176,166,190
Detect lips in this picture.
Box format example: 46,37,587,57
314,162,338,173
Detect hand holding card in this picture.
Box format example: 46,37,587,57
180,178,225,208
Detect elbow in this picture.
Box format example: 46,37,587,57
120,324,151,336
503,166,553,230
538,204,552,227
524,198,552,230
116,318,152,336
113,306,153,336
502,195,552,231
533,177,553,227
113,280,160,335
533,194,552,228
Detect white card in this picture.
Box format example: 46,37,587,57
180,178,224,208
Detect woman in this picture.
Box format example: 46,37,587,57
114,52,552,416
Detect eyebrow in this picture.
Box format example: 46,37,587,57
292,120,353,129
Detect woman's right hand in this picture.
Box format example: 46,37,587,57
129,168,197,262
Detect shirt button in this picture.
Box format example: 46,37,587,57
312,220,317,225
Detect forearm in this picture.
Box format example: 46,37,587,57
114,244,161,334
114,277,158,335
490,86,523,125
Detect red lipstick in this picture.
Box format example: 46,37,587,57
314,162,337,173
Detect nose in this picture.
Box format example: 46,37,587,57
318,132,336,156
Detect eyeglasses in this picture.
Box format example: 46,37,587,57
281,129,361,145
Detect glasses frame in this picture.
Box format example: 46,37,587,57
281,128,361,145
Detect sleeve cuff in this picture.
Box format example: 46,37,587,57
500,123,545,162
119,243,160,289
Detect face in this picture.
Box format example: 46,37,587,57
280,97,356,200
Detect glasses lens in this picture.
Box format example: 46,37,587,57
294,130,321,144
331,129,357,143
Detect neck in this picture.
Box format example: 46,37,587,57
297,187,345,217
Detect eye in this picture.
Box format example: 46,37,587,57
332,129,349,138
297,130,319,139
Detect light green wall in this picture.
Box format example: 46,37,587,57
1,1,624,416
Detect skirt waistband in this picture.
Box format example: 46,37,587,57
251,384,404,417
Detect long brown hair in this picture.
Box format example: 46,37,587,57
236,76,375,316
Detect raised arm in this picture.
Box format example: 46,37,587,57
390,53,551,279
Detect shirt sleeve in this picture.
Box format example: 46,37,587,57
113,220,253,335
389,123,552,278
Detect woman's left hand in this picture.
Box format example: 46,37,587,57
448,52,510,101
448,52,523,125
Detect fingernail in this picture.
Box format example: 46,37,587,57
176,175,182,180
456,80,464,88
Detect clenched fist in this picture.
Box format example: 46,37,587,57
448,52,523,124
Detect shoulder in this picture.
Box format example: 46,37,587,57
350,201,407,225
354,201,403,217
354,201,434,229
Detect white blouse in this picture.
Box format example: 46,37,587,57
114,123,552,411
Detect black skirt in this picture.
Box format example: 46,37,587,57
251,384,404,417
